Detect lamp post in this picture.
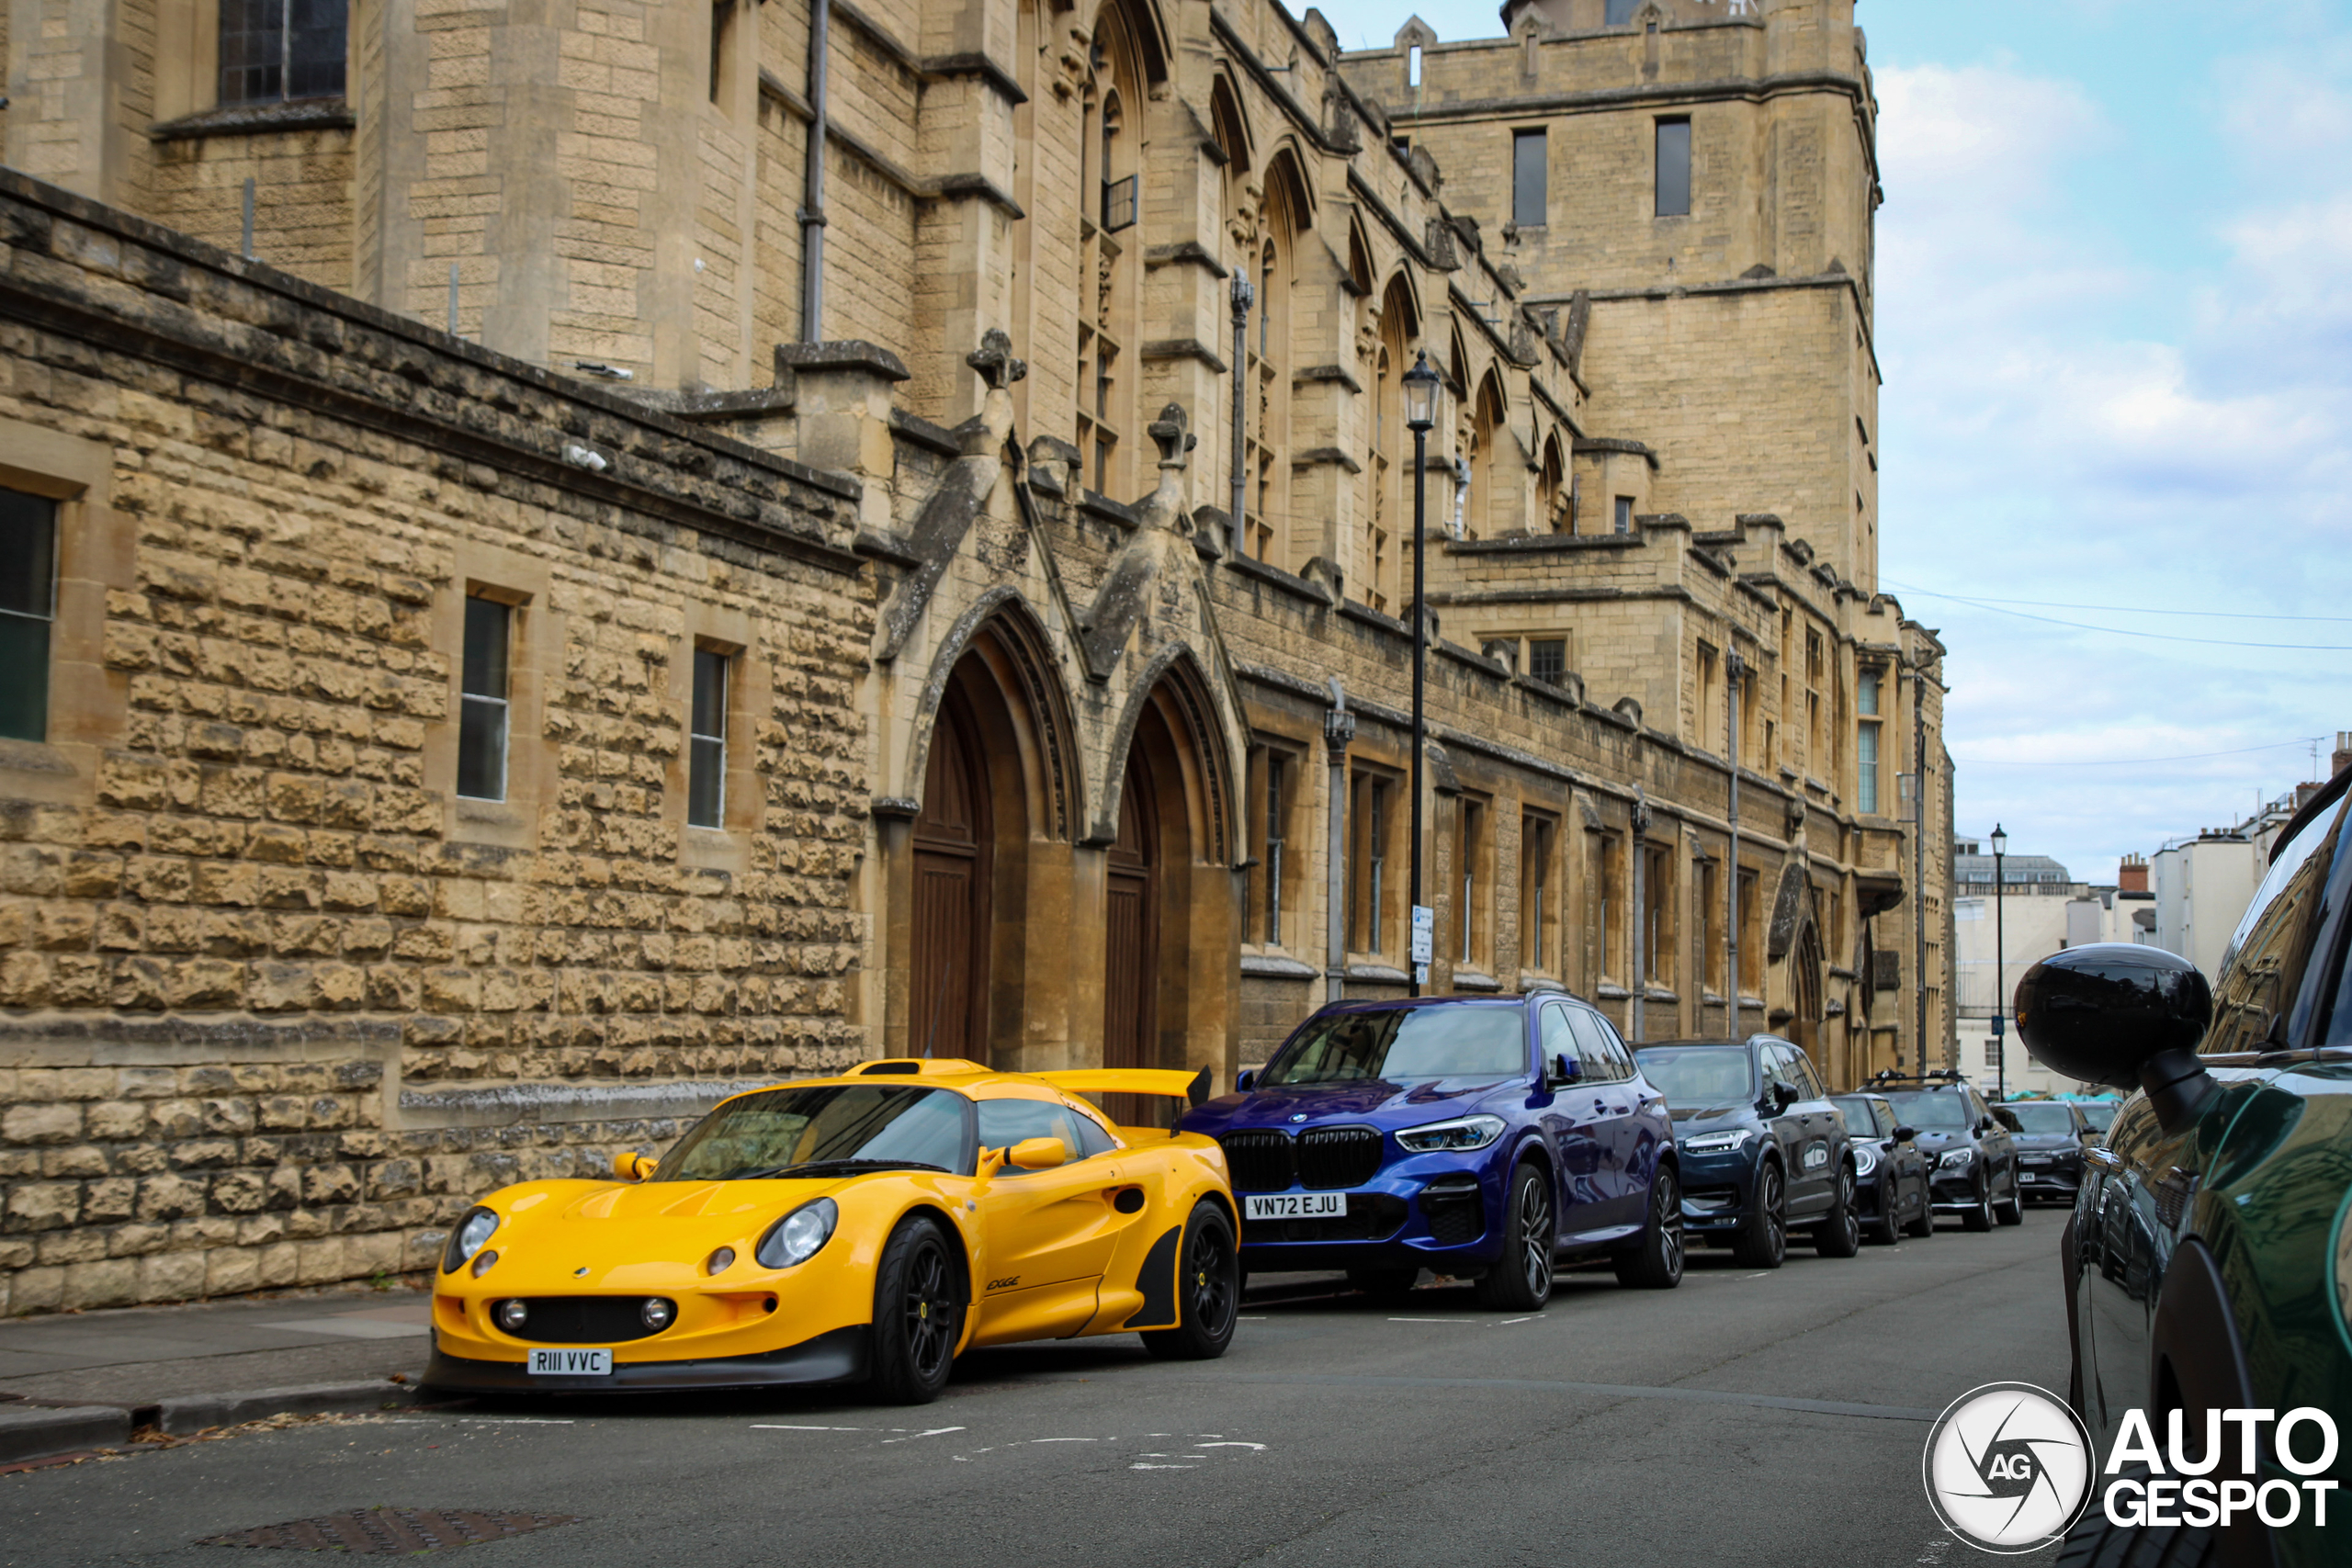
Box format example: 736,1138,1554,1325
1401,352,1440,997
1989,823,2008,1101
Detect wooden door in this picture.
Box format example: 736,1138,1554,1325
1102,754,1159,1122
911,695,990,1060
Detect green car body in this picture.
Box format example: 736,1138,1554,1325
2053,769,2352,1567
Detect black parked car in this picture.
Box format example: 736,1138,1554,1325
1999,1099,2089,1205
1828,1093,1932,1246
1864,1072,2021,1231
1632,1035,1859,1268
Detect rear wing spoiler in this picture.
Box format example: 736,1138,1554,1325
1034,1066,1214,1109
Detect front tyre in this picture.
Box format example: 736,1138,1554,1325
1962,1173,1996,1232
1731,1160,1788,1269
1903,1179,1935,1239
1995,1170,2024,1226
1475,1163,1555,1310
1813,1164,1861,1258
1142,1200,1239,1360
1613,1165,1684,1290
869,1213,966,1404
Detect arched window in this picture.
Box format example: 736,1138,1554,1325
1363,276,1417,615
1471,371,1510,538
1077,10,1145,498
1243,164,1301,566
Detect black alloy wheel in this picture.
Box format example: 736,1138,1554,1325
1475,1163,1555,1310
1904,1179,1935,1239
1144,1200,1240,1360
1962,1171,1996,1233
1863,1169,1902,1247
869,1214,966,1404
1732,1160,1787,1269
1815,1164,1861,1258
1613,1165,1685,1289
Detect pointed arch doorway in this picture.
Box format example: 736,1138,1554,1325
1102,752,1160,1119
910,688,991,1060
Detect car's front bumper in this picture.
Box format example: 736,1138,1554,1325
1675,1147,1760,1237
1232,1149,1507,1272
2017,1160,2081,1201
422,1325,870,1393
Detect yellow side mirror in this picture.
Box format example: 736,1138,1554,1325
613,1151,656,1182
1007,1137,1068,1171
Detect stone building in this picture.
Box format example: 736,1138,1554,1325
0,0,1954,1312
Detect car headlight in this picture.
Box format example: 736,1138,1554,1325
1396,1115,1508,1154
1852,1143,1879,1178
1939,1148,1976,1170
755,1197,839,1269
1679,1129,1756,1154
440,1206,499,1274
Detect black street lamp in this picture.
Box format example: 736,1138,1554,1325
1401,351,1440,997
1989,822,2008,1101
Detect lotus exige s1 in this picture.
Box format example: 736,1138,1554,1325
421,1059,1238,1404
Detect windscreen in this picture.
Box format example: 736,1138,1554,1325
1880,1090,1971,1131
1261,1006,1526,1086
1634,1046,1756,1107
656,1085,970,1180
2003,1102,2075,1135
1830,1097,1887,1137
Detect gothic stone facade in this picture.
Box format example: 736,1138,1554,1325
0,0,1955,1313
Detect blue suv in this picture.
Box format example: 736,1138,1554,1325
1179,995,1683,1308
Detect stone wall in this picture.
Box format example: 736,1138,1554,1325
0,169,873,1314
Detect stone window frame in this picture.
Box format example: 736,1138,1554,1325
1518,806,1560,984
1641,833,1677,992
426,543,554,852
0,418,131,809
150,0,353,126
1453,789,1494,976
669,606,769,877
1588,823,1625,989
1243,734,1307,959
1347,758,1405,964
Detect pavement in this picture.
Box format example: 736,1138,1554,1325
0,1208,2077,1565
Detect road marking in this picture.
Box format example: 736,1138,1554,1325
1195,1441,1266,1450
1131,1463,1197,1470
880,1427,965,1443
752,1425,869,1432
1498,1315,1544,1325
1218,1372,1940,1423
1028,1438,1098,1443
1740,1272,1770,1280
1386,1316,1476,1324
458,1418,573,1426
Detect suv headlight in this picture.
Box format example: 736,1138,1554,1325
1939,1147,1976,1170
1679,1129,1757,1154
1396,1115,1508,1154
1852,1143,1880,1177
440,1206,499,1274
755,1197,839,1269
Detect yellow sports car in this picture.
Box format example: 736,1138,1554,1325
420,1059,1238,1404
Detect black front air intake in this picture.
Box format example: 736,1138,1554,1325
500,1298,673,1343
1217,1130,1295,1192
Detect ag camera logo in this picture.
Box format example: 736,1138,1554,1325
1921,1382,2094,1553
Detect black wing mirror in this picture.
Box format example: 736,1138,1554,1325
2016,943,2215,1134
1770,1081,1799,1111
1892,1125,1918,1144
1546,1052,1580,1088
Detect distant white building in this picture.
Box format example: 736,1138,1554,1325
2146,750,2347,979
1952,838,2129,1096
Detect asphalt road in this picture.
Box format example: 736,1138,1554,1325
0,1208,2074,1566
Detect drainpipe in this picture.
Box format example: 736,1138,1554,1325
1631,785,1648,1042
1726,652,1747,1040
1914,661,1929,1078
798,0,831,342
1324,679,1355,1005
1230,276,1253,556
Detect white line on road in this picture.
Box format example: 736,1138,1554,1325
879,1427,965,1443
1386,1317,1476,1324
751,1425,869,1432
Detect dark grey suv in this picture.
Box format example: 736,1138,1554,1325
1862,1071,2022,1231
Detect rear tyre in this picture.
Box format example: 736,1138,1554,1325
1962,1174,1996,1233
1474,1163,1555,1310
1612,1166,1685,1290
1813,1165,1861,1258
1903,1182,1935,1239
1996,1174,2024,1226
2054,1463,2215,1567
1142,1200,1239,1360
1346,1266,1420,1298
1863,1176,1902,1247
1731,1161,1787,1269
869,1214,966,1404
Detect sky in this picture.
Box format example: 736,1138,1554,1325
1334,1,2352,884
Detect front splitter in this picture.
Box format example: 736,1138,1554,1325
423,1324,870,1393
